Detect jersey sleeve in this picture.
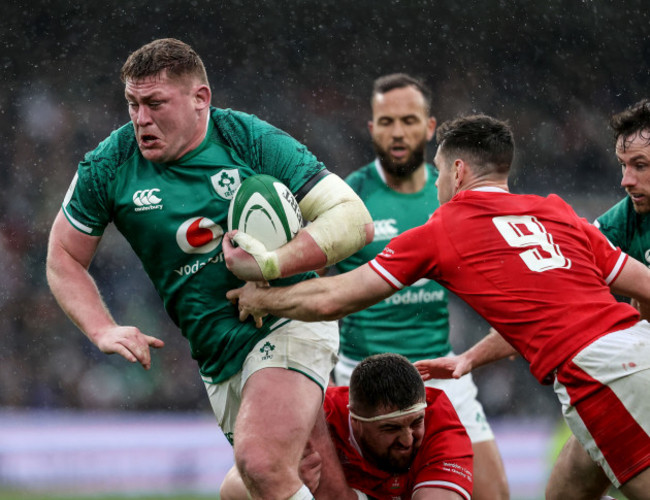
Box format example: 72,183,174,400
61,124,137,236
61,143,119,236
580,216,628,285
412,389,473,500
369,221,440,289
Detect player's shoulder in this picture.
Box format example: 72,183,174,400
80,122,139,177
323,386,350,420
424,386,450,405
211,106,284,142
596,196,634,227
345,162,381,194
324,385,349,404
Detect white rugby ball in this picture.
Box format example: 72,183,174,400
228,174,303,250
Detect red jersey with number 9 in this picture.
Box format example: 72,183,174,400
369,188,639,383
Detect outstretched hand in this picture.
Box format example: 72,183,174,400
94,325,164,370
414,355,472,381
226,280,270,328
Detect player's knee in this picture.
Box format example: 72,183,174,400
220,466,249,500
235,444,293,493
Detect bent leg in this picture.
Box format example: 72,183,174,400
235,367,323,500
221,465,250,500
545,434,610,500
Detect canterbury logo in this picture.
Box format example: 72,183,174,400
373,218,398,241
133,189,162,206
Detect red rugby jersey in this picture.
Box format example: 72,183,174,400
370,188,639,383
324,386,473,500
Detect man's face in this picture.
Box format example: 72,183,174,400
369,86,436,177
353,407,425,473
618,130,650,214
434,146,454,205
124,70,209,163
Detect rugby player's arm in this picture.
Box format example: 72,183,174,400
634,299,650,321
227,263,393,323
415,328,517,381
412,487,468,500
610,255,650,311
224,174,373,281
46,210,163,369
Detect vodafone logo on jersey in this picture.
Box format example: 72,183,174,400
176,216,224,254
133,188,163,212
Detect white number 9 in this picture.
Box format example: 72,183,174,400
492,215,571,272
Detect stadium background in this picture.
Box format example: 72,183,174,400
1,1,648,498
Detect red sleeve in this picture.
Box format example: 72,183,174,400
411,388,473,500
369,220,441,290
579,217,628,284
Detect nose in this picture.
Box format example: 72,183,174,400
133,105,152,126
396,428,415,448
391,121,405,138
621,165,636,188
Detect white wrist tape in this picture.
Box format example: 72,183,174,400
300,174,372,266
232,232,281,280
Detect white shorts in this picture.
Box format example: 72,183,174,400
334,352,494,443
204,320,339,445
554,320,650,487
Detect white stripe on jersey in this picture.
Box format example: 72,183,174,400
414,480,471,500
369,259,405,289
603,252,627,285
62,204,93,234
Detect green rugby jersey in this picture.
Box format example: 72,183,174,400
595,196,650,267
334,161,451,362
62,107,326,383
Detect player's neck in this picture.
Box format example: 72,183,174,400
462,177,509,193
378,161,427,194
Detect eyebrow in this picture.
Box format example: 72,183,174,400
618,154,649,163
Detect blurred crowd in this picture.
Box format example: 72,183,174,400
1,0,647,416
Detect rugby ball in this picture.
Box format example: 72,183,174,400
228,174,303,250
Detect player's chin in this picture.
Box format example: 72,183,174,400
139,146,168,163
632,199,650,215
389,449,416,472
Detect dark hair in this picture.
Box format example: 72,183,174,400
436,114,514,176
349,353,425,416
610,99,650,151
372,73,432,114
120,38,209,85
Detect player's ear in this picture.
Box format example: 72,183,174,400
426,116,436,141
454,159,464,190
194,85,211,110
367,120,374,136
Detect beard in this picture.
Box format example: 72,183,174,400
359,436,417,473
373,137,427,178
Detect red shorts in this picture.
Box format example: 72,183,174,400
554,321,650,487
